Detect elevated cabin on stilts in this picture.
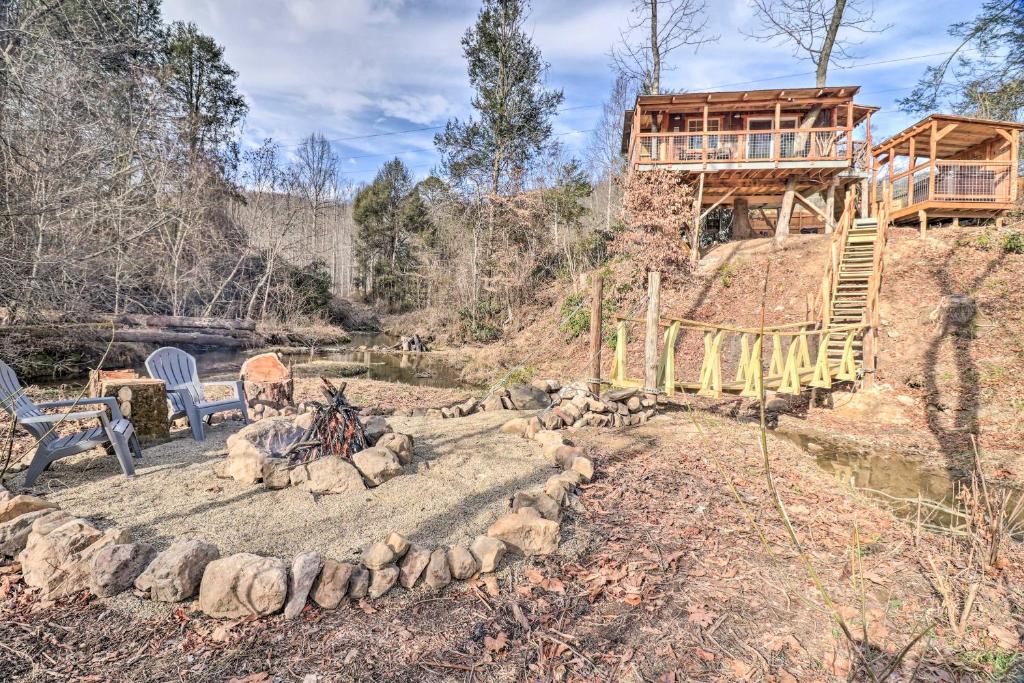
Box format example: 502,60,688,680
621,86,878,254
871,114,1024,235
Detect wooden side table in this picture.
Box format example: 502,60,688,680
93,376,170,446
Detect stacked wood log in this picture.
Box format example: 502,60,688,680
90,373,170,445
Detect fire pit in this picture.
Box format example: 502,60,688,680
216,379,414,493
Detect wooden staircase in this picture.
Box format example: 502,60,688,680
826,217,879,364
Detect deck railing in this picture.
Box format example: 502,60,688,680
884,160,1013,210
632,127,853,166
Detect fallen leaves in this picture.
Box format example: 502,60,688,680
484,631,508,652
686,604,719,629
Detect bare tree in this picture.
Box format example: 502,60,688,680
587,73,634,233
746,0,889,87
611,0,718,95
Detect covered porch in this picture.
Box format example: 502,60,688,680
872,114,1023,231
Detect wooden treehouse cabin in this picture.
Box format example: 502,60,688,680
622,86,878,238
872,114,1023,232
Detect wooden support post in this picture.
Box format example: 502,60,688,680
644,271,661,396
929,120,938,202
588,274,603,396
825,179,837,233
690,173,705,266
733,197,752,238
776,178,797,245
918,209,928,238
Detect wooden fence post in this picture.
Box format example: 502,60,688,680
588,274,603,396
644,271,661,395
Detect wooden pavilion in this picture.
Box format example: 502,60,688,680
622,86,878,241
871,114,1024,232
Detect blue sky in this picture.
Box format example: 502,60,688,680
162,0,980,186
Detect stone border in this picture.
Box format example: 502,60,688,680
0,397,595,620
395,379,664,430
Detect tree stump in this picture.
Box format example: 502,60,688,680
93,376,170,446
241,353,294,416
929,294,977,329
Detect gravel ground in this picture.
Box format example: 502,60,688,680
13,408,551,570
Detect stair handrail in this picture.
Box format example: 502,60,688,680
811,190,855,327
860,204,889,382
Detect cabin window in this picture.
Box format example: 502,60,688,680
747,116,798,159
685,118,721,150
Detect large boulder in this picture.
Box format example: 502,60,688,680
20,520,129,600
291,457,366,494
135,540,219,602
424,549,451,591
375,432,414,466
311,560,354,609
499,417,529,436
214,442,267,485
284,551,323,619
470,536,506,573
90,542,157,597
0,509,67,557
368,566,399,599
446,546,479,580
487,511,560,556
352,447,404,487
399,544,431,589
226,417,305,456
361,416,392,445
507,384,551,411
512,491,561,521
0,494,56,523
198,553,289,618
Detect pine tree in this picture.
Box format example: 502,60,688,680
435,0,564,198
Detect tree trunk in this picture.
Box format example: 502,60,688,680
776,178,797,246
649,0,660,94
825,180,837,233
689,173,705,266
816,0,848,87
732,197,752,238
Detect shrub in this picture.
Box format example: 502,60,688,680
1001,231,1024,254
558,292,589,338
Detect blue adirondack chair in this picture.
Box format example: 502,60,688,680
145,347,249,441
0,361,142,486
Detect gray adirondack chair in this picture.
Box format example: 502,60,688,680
0,361,142,486
145,347,249,441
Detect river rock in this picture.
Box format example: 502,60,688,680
542,412,564,430
348,566,370,598
470,536,506,573
362,416,392,445
90,542,156,597
376,432,414,465
262,459,292,489
571,456,594,482
425,549,451,590
512,491,561,521
368,566,400,599
500,417,530,436
508,384,551,410
311,560,354,609
446,546,479,580
199,553,289,618
284,551,323,619
362,542,395,570
0,494,56,523
551,446,583,469
214,441,267,484
0,509,65,557
602,388,637,403
353,447,404,486
294,457,366,494
385,532,410,559
525,416,542,438
399,544,431,588
482,394,506,412
487,512,560,556
534,430,564,448
135,540,220,602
